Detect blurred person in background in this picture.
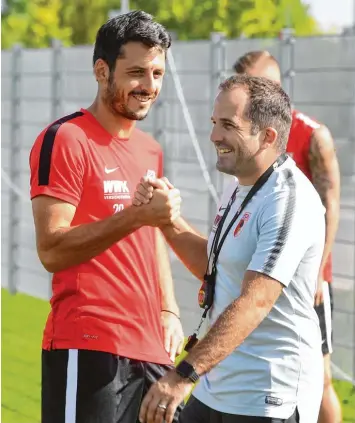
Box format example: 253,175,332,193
233,50,341,423
136,75,324,423
29,10,185,423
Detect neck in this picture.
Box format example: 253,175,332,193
237,153,281,186
87,96,135,139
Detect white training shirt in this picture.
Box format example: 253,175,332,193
193,157,324,422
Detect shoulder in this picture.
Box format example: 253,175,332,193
132,127,162,153
30,112,90,171
292,109,321,131
31,111,89,154
309,123,335,152
264,160,323,212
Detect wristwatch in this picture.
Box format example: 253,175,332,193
175,360,200,383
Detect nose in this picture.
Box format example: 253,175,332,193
210,124,221,145
142,73,155,94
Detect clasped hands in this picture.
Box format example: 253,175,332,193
133,176,182,227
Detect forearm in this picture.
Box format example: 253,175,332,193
184,295,269,375
320,200,339,270
156,229,179,314
161,217,208,281
39,206,142,273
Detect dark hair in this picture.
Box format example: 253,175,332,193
93,10,171,71
219,75,292,152
233,50,279,74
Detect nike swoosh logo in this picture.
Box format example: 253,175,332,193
104,166,119,174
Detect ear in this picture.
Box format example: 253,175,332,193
93,59,109,83
260,127,278,149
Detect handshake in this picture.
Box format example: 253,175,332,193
132,176,182,227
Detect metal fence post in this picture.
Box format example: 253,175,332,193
51,39,63,121
8,44,22,295
208,32,225,227
352,65,355,382
279,28,295,102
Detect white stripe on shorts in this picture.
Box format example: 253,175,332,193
323,281,333,354
65,349,79,423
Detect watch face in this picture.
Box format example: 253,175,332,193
177,361,192,377
177,360,199,382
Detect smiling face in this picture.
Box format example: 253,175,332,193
210,87,265,178
95,42,166,121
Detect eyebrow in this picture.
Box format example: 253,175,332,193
126,66,147,71
220,118,238,127
126,66,164,72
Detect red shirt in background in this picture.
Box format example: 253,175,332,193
287,110,332,282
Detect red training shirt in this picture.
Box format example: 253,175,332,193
286,109,332,282
29,108,171,364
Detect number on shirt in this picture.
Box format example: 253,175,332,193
113,203,124,214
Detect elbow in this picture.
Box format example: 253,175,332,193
38,249,63,273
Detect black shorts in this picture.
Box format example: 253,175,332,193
42,349,183,423
314,281,333,355
179,396,300,423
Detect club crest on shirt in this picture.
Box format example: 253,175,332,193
234,212,251,237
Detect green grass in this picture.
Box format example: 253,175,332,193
2,289,49,423
2,289,355,422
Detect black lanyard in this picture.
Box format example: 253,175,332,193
208,153,288,277
185,154,288,352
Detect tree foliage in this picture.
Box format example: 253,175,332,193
239,0,319,38
1,0,72,49
1,0,320,49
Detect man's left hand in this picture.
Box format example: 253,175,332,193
139,371,193,423
161,311,184,362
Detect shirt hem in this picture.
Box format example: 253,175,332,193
42,339,173,365
192,391,296,419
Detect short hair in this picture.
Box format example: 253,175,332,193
219,75,292,152
93,10,171,71
233,50,279,74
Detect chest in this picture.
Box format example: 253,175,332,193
208,197,260,276
77,139,159,219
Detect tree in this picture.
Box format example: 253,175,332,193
1,0,320,49
239,0,319,38
131,0,254,40
1,0,72,49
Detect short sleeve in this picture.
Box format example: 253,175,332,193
247,186,322,287
29,124,85,207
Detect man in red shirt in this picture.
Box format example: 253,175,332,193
29,11,185,423
233,51,341,423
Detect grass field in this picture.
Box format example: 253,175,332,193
2,288,355,422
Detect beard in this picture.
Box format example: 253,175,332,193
103,76,154,121
215,138,257,177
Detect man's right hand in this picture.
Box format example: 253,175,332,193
133,176,174,206
134,177,181,227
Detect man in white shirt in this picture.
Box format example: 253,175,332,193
136,75,324,423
